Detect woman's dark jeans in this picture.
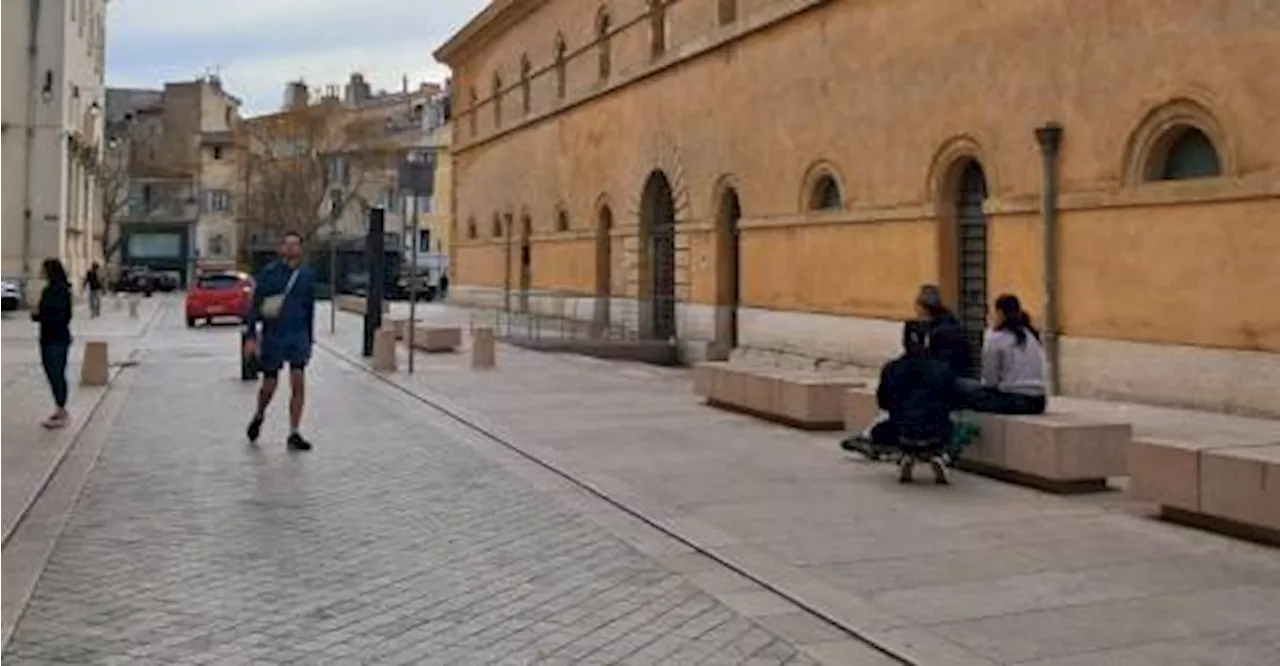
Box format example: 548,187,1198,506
40,342,71,409
969,388,1046,415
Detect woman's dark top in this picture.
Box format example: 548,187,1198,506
32,281,73,344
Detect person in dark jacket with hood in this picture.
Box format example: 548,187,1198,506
914,284,974,381
32,258,73,429
842,321,959,458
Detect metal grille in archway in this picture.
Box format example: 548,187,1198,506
644,172,677,341
956,161,988,377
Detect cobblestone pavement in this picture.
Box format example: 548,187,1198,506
2,304,836,665
316,303,1280,666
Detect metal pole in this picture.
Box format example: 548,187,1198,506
328,230,337,335
407,193,418,374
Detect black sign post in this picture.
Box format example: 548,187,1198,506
362,207,386,357
398,151,438,373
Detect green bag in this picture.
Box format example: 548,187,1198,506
946,417,980,460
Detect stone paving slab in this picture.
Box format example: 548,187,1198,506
2,305,856,665
323,302,1280,666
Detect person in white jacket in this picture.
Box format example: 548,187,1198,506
968,294,1048,415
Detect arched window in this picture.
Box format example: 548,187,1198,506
809,173,843,211
648,0,666,59
1147,126,1222,181
468,87,478,136
467,217,478,240
491,72,502,127
491,213,503,238
556,208,570,232
554,34,568,100
597,8,612,81
519,54,532,114
718,0,737,25
521,214,533,238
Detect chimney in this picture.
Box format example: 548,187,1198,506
284,80,309,110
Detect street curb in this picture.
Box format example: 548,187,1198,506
315,335,918,666
0,365,135,649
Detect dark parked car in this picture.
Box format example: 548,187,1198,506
115,266,158,295
1,280,21,312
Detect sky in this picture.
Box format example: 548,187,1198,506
106,0,489,115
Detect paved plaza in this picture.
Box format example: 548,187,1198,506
2,301,864,665
315,302,1280,666
2,298,1278,665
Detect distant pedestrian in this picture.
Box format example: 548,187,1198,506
242,230,316,451
83,262,105,318
32,258,73,429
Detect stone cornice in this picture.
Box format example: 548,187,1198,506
435,0,554,65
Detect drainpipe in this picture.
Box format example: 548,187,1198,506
20,0,43,299
1035,123,1063,395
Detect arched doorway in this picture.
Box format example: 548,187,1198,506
594,205,613,335
519,214,532,312
640,170,677,341
954,160,988,375
714,187,742,356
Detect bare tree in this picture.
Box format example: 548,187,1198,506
235,102,397,249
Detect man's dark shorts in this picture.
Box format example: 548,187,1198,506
259,335,311,378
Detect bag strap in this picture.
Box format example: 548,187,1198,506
281,269,300,299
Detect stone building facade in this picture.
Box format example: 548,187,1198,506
436,0,1280,416
2,0,109,299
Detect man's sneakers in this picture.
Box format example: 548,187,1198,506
287,432,312,451
246,416,312,452
246,415,264,443
839,435,881,461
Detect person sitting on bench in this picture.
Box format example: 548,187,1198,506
969,293,1048,415
843,321,959,457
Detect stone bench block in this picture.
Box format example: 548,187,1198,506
1129,437,1224,512
958,413,1131,493
1201,445,1280,533
695,362,864,430
412,327,462,353
842,387,879,433
80,341,110,387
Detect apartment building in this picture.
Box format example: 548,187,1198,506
2,0,109,299
105,77,243,284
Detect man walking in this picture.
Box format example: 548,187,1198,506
243,231,316,451
83,263,105,318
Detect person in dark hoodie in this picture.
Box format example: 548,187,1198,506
841,321,959,459
914,284,975,383
31,258,73,429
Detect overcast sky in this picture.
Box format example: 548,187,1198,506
106,0,488,115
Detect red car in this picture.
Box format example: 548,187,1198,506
186,271,253,327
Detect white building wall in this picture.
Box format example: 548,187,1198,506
1,0,107,301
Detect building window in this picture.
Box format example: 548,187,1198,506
492,213,503,238
718,0,737,25
206,189,231,212
467,217,478,240
1147,126,1222,181
520,54,532,114
491,73,503,128
649,0,666,59
212,146,224,160
554,34,567,100
597,8,612,81
556,208,570,232
209,234,227,258
809,173,843,211
468,88,479,136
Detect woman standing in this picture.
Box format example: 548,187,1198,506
32,258,73,429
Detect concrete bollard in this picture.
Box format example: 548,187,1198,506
372,327,398,373
471,327,496,370
80,341,110,387
391,318,408,341
112,295,124,312
127,295,140,319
